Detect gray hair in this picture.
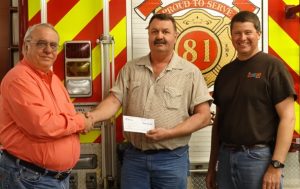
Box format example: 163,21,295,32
23,23,59,42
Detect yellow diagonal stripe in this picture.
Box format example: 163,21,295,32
295,103,300,134
110,17,127,61
116,107,122,118
92,46,101,80
80,129,101,143
283,0,299,4
91,17,127,80
28,0,50,20
269,17,299,75
55,0,102,50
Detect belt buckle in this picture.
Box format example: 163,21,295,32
53,172,63,180
53,170,71,180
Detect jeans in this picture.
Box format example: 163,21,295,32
216,144,283,189
0,151,69,189
121,145,189,189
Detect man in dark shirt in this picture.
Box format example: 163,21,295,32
206,11,297,189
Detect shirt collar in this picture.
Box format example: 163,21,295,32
21,59,53,79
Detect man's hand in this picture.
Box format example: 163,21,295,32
262,166,282,189
80,112,94,134
145,128,172,141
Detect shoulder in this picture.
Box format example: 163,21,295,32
257,52,287,73
116,55,150,80
127,55,149,66
257,52,283,65
1,63,28,85
121,55,149,70
218,59,236,74
0,63,38,98
173,54,200,72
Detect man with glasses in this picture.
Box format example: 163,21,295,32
0,23,94,188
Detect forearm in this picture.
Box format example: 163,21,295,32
272,97,295,163
262,115,294,189
208,111,220,171
272,119,295,163
89,93,121,122
168,102,211,138
170,113,210,138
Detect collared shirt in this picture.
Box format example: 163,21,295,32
111,53,212,150
0,59,85,171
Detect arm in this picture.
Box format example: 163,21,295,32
262,96,295,189
145,101,211,140
4,78,87,141
206,107,220,189
88,93,122,123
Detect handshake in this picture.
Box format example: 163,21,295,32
80,111,95,134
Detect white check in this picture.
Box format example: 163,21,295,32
123,115,155,133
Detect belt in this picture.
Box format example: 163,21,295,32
222,143,269,151
3,150,71,180
133,147,171,154
141,148,172,154
132,145,187,154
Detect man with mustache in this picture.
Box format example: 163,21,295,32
86,13,213,189
0,23,94,189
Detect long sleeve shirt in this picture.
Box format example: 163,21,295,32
0,59,85,171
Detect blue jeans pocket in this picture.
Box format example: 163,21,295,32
169,145,188,157
246,147,272,160
18,167,41,186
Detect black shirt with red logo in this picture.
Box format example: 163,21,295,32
213,51,297,145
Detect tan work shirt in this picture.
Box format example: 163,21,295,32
111,53,212,150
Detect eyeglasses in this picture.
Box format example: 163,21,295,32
27,40,60,51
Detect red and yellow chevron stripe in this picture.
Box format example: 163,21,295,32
268,0,300,136
27,0,127,143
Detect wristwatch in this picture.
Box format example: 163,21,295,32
270,160,285,168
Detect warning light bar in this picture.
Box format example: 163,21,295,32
64,41,92,97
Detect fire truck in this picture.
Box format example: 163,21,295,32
0,0,299,188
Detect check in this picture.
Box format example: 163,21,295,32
123,115,155,133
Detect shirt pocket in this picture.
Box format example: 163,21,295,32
163,86,183,109
127,81,141,100
128,81,141,92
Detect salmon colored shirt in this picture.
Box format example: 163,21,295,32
0,59,85,171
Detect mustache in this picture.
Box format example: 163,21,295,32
154,39,166,45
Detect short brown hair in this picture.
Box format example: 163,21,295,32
147,13,177,32
230,11,261,33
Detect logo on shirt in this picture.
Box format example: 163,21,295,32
247,72,262,78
